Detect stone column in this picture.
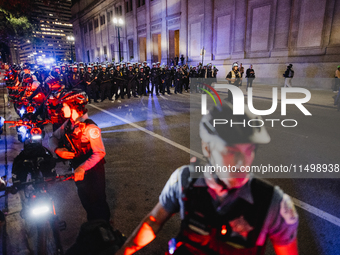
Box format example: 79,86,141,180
203,0,213,63
232,0,246,59
179,0,188,63
161,0,168,64
121,0,127,62
133,0,138,62
146,0,152,63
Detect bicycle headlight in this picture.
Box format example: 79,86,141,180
19,108,26,117
31,205,50,216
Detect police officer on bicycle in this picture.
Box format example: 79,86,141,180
116,103,299,255
49,92,110,222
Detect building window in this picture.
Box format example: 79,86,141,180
89,21,93,31
107,11,112,23
100,15,105,25
97,47,100,58
84,24,87,33
128,39,134,60
137,0,145,7
103,45,107,55
94,19,99,28
111,43,115,60
115,6,122,16
91,49,95,60
126,0,133,13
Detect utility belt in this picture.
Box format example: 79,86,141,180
168,233,266,255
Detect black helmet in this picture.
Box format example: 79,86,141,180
60,90,87,108
199,103,270,146
23,64,30,70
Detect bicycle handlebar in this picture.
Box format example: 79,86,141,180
0,173,75,195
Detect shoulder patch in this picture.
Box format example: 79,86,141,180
89,127,100,139
280,194,298,225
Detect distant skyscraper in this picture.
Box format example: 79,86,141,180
20,0,74,64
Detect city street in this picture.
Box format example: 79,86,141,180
1,83,340,254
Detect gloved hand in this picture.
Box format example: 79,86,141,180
74,166,85,182
55,148,75,159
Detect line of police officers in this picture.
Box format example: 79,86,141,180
39,61,219,102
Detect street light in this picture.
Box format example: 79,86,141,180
67,35,75,63
113,18,124,62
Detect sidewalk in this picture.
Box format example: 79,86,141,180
214,81,337,109
0,70,30,255
247,84,336,109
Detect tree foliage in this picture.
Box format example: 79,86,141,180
0,0,37,42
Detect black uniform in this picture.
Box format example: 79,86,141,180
98,70,113,101
68,71,82,90
174,70,184,94
84,72,98,103
143,65,151,93
127,69,138,98
93,68,100,98
114,69,125,99
150,67,160,95
59,72,70,90
161,69,172,95
137,70,147,96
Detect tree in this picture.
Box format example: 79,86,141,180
0,0,37,62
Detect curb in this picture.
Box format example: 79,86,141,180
251,95,337,110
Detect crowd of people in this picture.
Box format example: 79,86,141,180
4,61,219,104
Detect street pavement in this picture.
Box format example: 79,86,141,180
0,78,339,254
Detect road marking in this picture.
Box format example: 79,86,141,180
89,104,203,159
291,197,340,227
159,95,169,100
89,104,340,227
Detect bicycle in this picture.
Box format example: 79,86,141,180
2,173,74,255
0,118,70,254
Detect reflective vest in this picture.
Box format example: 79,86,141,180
173,167,274,255
62,119,99,168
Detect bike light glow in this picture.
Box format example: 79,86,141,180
18,126,26,134
19,108,25,116
32,135,42,140
31,205,50,216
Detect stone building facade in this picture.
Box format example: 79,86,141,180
71,0,340,85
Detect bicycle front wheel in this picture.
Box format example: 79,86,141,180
36,216,63,255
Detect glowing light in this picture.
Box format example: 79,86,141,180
118,18,123,25
221,225,227,235
113,18,118,24
32,135,42,140
19,108,25,116
32,205,50,215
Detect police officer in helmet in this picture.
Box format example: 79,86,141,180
49,92,111,222
116,104,299,255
